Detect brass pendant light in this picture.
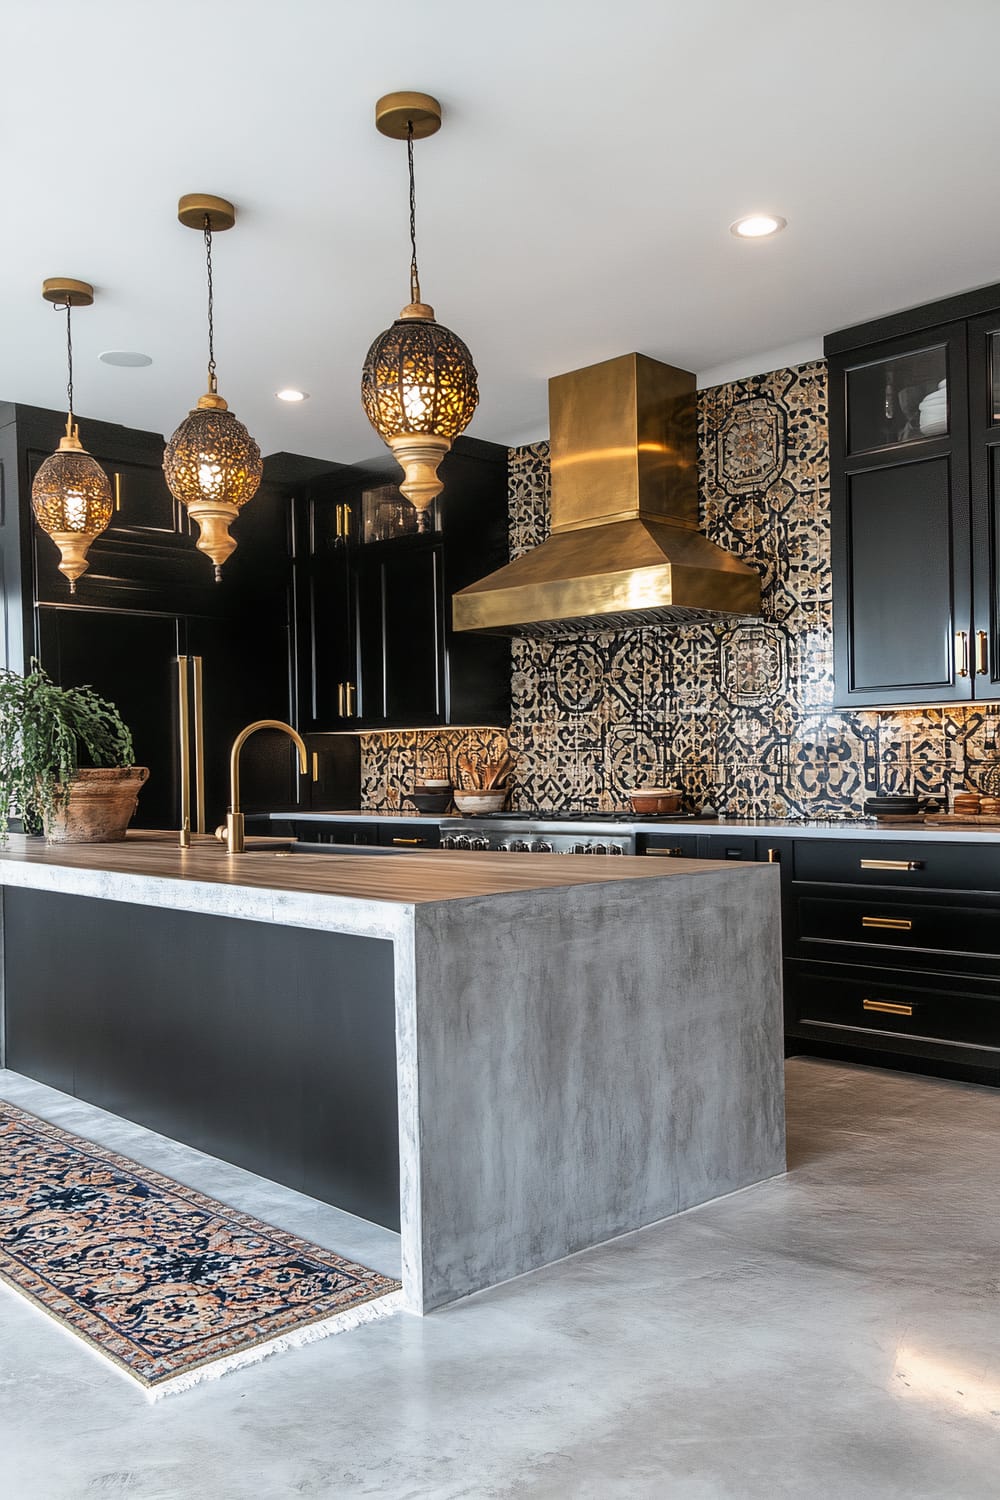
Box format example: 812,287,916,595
31,279,114,594
163,194,262,580
361,92,478,527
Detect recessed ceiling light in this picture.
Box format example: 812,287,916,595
99,350,153,367
730,214,787,239
275,388,309,403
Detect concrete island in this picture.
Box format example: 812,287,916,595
0,832,786,1313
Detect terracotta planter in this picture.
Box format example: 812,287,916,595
43,767,150,844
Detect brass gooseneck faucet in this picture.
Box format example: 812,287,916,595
216,719,311,854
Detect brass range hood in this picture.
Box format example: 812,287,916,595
452,352,761,637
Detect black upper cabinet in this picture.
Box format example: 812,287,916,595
827,286,1000,707
296,437,511,731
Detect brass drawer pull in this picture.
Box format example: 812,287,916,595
957,630,970,678
114,471,122,512
766,848,780,863
859,859,923,872
862,916,913,931
644,847,685,857
392,837,424,845
863,998,914,1017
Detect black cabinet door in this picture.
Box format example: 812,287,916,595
35,607,182,831
355,541,444,727
299,496,357,731
830,323,973,706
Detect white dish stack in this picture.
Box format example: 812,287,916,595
918,378,948,437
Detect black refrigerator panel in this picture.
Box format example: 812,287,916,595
35,608,181,831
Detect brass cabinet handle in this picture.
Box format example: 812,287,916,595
392,837,425,845
114,471,122,512
343,503,352,536
766,848,780,863
862,916,913,931
311,751,319,782
977,630,989,676
859,859,923,871
863,999,914,1017
957,631,970,678
191,655,206,834
346,681,356,718
644,847,686,857
177,656,191,847
337,682,345,717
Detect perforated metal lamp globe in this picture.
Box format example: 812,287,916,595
31,424,114,594
163,391,263,580
361,303,478,519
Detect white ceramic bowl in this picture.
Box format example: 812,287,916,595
452,791,508,814
919,414,948,436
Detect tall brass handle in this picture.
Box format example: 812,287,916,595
956,631,970,678
392,837,425,845
114,471,122,513
644,847,686,857
860,859,922,871
192,655,206,834
337,682,345,717
977,630,989,676
766,848,780,863
863,999,913,1017
862,916,913,931
177,656,191,848
346,681,356,718
312,751,320,782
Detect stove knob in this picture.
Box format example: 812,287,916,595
607,843,625,854
589,841,609,854
498,839,515,852
451,834,470,850
571,841,589,854
440,835,453,849
530,839,553,853
510,838,531,853
470,835,491,851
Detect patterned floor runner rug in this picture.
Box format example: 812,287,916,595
0,1101,402,1399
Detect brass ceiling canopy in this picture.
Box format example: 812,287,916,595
361,91,478,526
452,353,762,637
163,193,262,580
31,278,114,593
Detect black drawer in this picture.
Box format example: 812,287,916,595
792,839,1000,892
639,834,700,858
795,893,1000,968
377,821,440,849
785,960,1000,1057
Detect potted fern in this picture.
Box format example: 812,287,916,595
0,662,148,843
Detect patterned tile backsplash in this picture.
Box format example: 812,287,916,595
362,359,1000,815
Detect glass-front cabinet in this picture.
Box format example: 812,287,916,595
829,319,973,706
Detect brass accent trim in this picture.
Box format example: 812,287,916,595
957,630,970,678
177,194,236,231
192,655,206,834
375,92,442,140
42,278,94,306
392,837,424,845
767,848,780,863
177,656,191,849
859,859,922,871
862,916,913,931
977,630,989,676
312,752,319,782
863,999,914,1017
114,472,122,512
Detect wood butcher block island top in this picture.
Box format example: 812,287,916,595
0,830,747,939
0,829,784,1315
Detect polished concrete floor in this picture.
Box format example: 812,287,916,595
0,1056,998,1499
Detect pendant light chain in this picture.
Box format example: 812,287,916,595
65,301,74,420
407,121,421,306
203,215,217,392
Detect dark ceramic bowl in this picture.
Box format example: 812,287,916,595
405,790,453,814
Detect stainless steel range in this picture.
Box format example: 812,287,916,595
440,811,685,855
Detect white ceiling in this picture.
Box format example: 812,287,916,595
3,0,999,464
